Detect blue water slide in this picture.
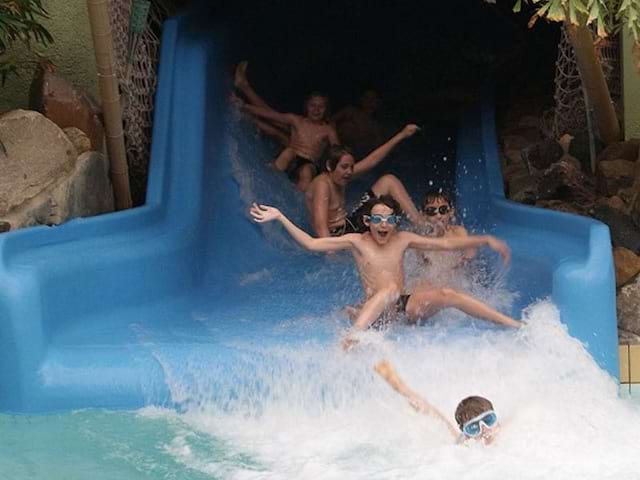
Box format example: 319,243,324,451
0,15,617,413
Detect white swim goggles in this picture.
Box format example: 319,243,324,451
461,410,498,438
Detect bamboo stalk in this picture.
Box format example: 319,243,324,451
565,23,621,146
87,0,132,210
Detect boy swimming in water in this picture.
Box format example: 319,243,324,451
375,360,500,444
234,61,339,191
250,195,522,347
305,125,423,237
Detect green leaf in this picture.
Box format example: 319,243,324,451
547,0,567,21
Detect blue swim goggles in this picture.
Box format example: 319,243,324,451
364,214,401,225
461,410,498,438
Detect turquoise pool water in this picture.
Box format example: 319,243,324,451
2,302,640,480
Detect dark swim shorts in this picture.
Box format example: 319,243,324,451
328,190,377,237
286,156,319,183
396,294,411,313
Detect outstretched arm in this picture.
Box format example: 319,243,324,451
353,124,420,176
404,232,511,265
242,102,299,127
250,204,356,252
375,360,459,439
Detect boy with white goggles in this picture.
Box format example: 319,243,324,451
375,360,500,444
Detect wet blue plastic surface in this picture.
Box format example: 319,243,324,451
0,16,617,412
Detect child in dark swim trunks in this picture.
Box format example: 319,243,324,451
375,360,501,445
233,61,339,191
250,196,521,349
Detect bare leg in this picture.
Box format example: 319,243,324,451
371,174,423,226
342,285,400,350
234,61,288,128
296,164,316,192
253,117,290,147
273,149,296,172
405,286,522,328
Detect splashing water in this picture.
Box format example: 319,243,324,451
2,116,637,480
135,302,639,480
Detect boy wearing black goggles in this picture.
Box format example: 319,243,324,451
375,360,500,445
419,190,476,265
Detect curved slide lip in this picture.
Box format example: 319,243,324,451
457,98,618,378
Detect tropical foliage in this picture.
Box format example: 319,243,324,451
511,0,640,40
0,0,52,85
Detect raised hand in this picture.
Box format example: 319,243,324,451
250,203,281,223
234,60,249,90
487,237,511,265
401,123,421,139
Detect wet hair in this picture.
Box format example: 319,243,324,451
304,91,330,119
422,190,453,209
325,145,355,171
454,396,494,430
364,195,401,217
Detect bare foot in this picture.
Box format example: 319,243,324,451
234,60,248,89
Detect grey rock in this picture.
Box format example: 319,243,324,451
592,204,640,253
63,127,92,155
537,160,596,204
507,169,537,205
618,276,640,336
0,151,114,229
523,138,564,171
0,110,77,216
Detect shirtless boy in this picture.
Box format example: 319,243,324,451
375,360,501,445
234,61,339,191
250,196,522,346
420,190,476,268
306,124,423,238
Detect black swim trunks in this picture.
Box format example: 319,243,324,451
329,190,377,237
286,156,319,183
396,294,411,313
369,294,411,330
329,217,361,236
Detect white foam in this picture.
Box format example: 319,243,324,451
150,300,640,479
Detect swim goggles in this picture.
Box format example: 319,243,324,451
423,205,451,216
364,214,400,225
461,410,498,438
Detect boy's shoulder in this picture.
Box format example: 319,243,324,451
448,225,468,237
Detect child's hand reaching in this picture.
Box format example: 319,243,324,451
401,124,421,139
487,237,511,265
250,203,281,223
